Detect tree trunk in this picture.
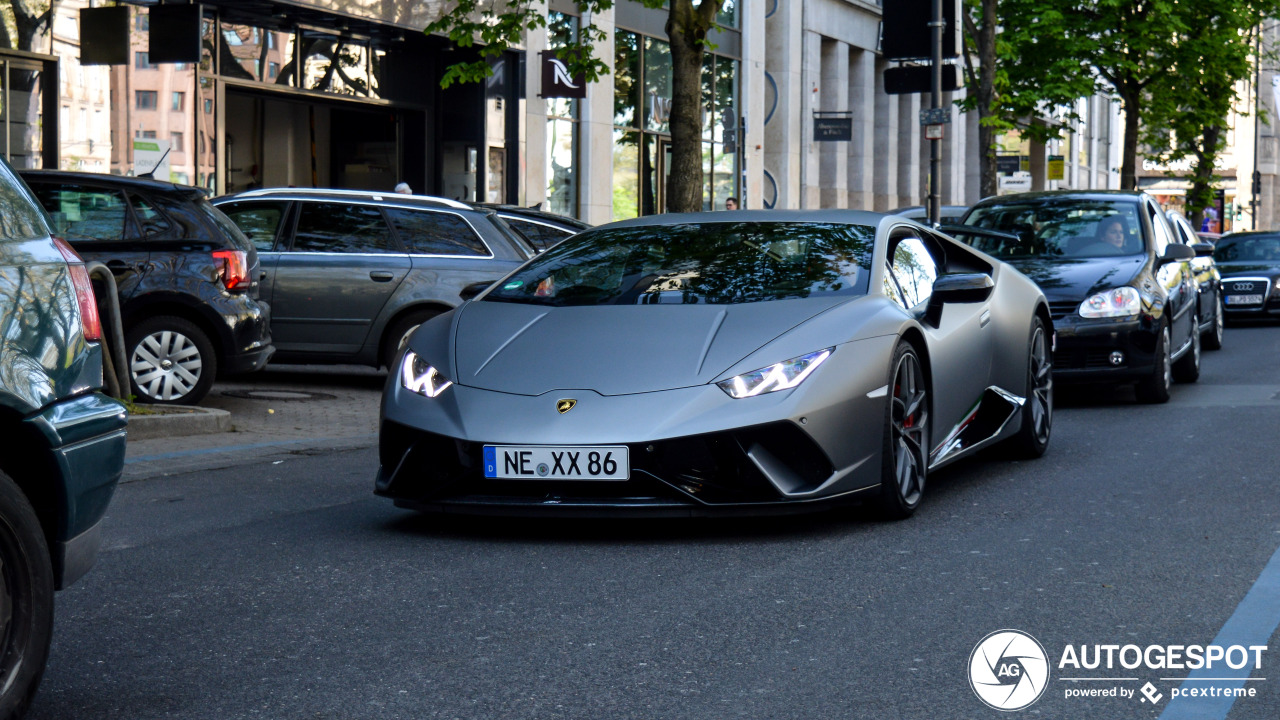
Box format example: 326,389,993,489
1119,84,1141,191
977,0,997,199
1188,124,1221,230
665,0,719,214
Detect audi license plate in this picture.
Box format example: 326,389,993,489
483,445,629,480
1227,294,1264,305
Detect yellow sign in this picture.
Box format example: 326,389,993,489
1048,155,1065,181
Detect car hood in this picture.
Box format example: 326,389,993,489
1002,255,1145,301
450,298,848,396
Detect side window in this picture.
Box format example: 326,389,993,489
292,202,395,253
385,208,490,257
883,264,906,308
1147,203,1172,256
889,234,939,309
128,194,173,236
220,200,288,251
29,184,127,241
504,217,572,252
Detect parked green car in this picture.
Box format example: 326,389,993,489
0,157,127,717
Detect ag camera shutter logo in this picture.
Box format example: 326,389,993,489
969,629,1050,711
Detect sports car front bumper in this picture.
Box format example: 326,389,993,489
376,337,899,515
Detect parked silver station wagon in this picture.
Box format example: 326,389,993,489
213,189,535,368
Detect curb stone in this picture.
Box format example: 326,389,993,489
126,405,231,440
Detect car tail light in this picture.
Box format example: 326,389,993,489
213,249,249,291
51,236,102,341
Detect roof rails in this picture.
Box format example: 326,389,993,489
230,187,472,210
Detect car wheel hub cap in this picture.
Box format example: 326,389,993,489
131,330,203,402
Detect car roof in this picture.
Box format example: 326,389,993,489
18,169,207,199
969,190,1148,208
216,187,480,212
597,209,895,230
475,204,592,230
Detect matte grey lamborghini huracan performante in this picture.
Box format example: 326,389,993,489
376,211,1053,518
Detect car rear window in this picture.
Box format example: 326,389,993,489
198,199,254,252
504,216,574,252
484,221,875,307
1214,234,1280,263
218,200,288,251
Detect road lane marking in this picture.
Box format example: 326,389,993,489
1158,541,1280,720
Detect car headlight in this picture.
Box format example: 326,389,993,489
1079,287,1141,318
716,348,833,399
400,351,453,397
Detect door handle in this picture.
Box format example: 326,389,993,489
370,271,395,282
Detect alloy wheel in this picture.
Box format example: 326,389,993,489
890,351,929,506
1029,325,1053,445
1160,326,1172,393
131,330,204,402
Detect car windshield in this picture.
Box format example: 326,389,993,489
482,221,875,307
960,199,1146,259
1213,234,1280,264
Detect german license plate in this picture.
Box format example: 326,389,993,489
1227,294,1264,305
483,445,629,480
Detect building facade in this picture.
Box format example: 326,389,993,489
5,0,1142,227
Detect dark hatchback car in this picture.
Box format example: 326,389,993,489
475,204,591,252
19,170,273,405
0,159,126,715
1212,231,1280,319
956,191,1200,403
213,189,534,368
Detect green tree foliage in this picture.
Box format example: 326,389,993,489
427,0,725,214
959,0,1095,197
1142,0,1276,227
0,1,57,53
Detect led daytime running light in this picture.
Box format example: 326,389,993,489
401,351,453,397
717,348,833,399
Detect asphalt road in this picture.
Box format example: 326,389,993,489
28,323,1280,720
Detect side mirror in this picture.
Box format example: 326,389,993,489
1190,241,1215,258
1157,243,1196,266
459,281,492,302
932,272,995,303
924,273,994,327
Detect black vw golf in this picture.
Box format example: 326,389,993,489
955,191,1199,403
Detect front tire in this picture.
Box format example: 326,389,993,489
1004,317,1052,458
877,342,929,520
125,316,217,405
1135,324,1172,404
1172,321,1201,384
0,471,54,720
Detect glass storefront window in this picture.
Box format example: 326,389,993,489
298,31,373,96
615,31,640,129
643,37,671,134
221,23,294,85
546,12,579,216
717,0,738,29
613,130,639,220
547,118,577,216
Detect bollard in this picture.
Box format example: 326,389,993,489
85,261,129,400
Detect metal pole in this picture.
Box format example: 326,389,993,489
929,0,943,225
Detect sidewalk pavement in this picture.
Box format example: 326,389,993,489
123,364,385,482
